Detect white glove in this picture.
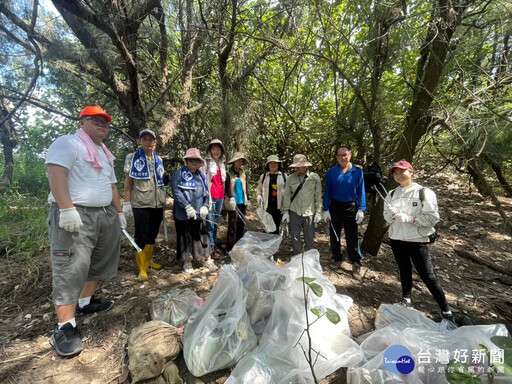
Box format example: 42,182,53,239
323,210,331,221
122,202,133,217
257,195,263,207
200,206,209,219
229,197,236,211
282,212,289,223
388,206,400,215
59,207,83,232
355,210,364,224
185,205,197,219
246,201,252,211
314,214,321,224
394,213,413,223
118,212,127,229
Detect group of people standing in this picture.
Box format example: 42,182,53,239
44,105,454,358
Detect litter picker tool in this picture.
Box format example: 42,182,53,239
122,229,142,253
235,205,250,226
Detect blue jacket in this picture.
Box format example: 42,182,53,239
171,168,209,220
323,164,366,211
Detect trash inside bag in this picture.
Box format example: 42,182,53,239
128,321,183,383
149,288,204,328
347,304,511,384
183,265,257,377
256,206,276,233
230,231,283,266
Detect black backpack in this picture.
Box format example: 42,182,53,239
389,187,438,243
262,172,287,184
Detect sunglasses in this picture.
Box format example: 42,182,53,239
83,117,110,127
187,158,202,163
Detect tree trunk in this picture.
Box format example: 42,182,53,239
467,159,492,197
0,94,17,190
468,158,512,235
482,153,512,197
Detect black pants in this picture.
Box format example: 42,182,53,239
133,207,163,249
174,219,210,262
226,204,247,251
329,200,361,265
267,206,282,235
390,239,450,312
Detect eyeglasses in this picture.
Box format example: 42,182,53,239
187,158,202,163
83,117,110,127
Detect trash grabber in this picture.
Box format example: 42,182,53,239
235,205,250,226
329,221,340,243
122,229,142,253
162,210,168,242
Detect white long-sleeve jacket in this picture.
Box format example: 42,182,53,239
383,182,439,242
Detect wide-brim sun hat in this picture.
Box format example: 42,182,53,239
206,139,225,155
79,105,112,123
290,154,312,168
389,160,414,173
265,155,282,165
228,152,248,165
183,148,205,167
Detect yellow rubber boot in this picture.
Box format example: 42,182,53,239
136,250,148,280
145,244,161,270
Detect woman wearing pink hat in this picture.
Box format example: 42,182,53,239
171,148,217,273
384,160,455,324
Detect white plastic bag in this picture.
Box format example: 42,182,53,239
256,206,276,233
183,265,257,376
149,288,204,328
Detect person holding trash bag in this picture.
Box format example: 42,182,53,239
225,152,250,252
123,129,168,281
45,105,125,357
323,146,366,277
281,154,323,255
256,155,287,234
171,148,217,273
383,160,455,324
200,139,226,259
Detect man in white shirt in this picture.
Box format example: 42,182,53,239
45,105,126,357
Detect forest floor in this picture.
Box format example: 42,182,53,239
0,170,511,384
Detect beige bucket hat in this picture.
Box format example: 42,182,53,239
265,155,282,165
290,154,312,168
183,148,205,167
206,139,225,156
228,152,248,165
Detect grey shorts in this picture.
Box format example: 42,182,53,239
48,204,121,306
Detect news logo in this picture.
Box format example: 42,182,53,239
383,345,415,374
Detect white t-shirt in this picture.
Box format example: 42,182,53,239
45,135,117,207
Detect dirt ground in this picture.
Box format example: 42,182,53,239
0,171,511,384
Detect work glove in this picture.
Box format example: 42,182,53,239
122,202,133,217
185,205,197,219
118,212,127,229
246,201,252,211
394,213,414,223
229,197,236,211
388,206,400,215
59,207,83,232
314,214,321,224
282,212,289,223
200,206,209,219
257,195,263,207
323,210,331,222
355,210,364,224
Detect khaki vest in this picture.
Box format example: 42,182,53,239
224,168,248,211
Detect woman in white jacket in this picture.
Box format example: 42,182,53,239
383,160,455,324
256,155,286,234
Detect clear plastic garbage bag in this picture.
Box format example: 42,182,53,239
149,288,204,328
347,304,511,384
183,265,257,377
256,206,276,233
230,231,283,267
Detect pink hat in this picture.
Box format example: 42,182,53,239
389,160,414,173
183,148,205,167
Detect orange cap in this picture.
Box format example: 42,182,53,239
79,105,112,123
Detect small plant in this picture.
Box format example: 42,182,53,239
446,336,512,384
295,250,341,384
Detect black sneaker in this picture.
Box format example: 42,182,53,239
395,298,413,308
49,323,82,357
442,312,458,326
76,296,113,315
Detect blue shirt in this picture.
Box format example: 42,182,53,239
171,169,209,220
234,178,245,204
323,164,366,211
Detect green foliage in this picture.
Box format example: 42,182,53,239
296,277,323,297
0,188,48,262
325,308,341,325
490,337,512,378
